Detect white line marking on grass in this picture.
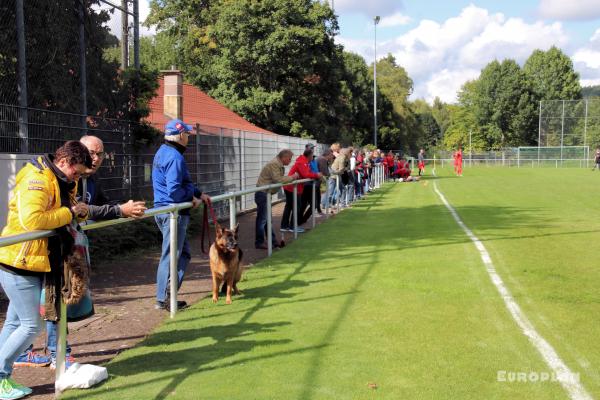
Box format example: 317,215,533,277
432,173,593,400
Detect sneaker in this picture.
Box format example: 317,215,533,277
255,243,268,250
13,350,50,367
0,378,32,399
155,300,188,311
49,354,75,371
280,227,292,232
291,227,305,233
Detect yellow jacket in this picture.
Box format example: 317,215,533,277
0,156,79,273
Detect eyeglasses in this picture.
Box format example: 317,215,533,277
89,150,105,158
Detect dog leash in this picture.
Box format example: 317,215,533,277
201,199,219,255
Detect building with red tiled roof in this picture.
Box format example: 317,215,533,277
146,74,274,135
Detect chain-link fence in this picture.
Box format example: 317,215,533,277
0,102,319,215
539,99,600,150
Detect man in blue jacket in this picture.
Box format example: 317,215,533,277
152,119,210,310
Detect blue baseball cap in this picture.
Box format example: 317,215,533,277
165,119,194,135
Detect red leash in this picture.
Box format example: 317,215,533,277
201,199,219,255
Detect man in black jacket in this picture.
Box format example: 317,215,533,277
78,135,146,220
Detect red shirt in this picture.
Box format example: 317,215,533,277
283,155,320,195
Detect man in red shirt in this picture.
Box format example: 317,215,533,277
281,148,322,233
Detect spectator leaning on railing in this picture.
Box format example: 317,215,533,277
299,144,320,225
254,149,298,250
152,119,210,311
14,135,148,370
331,147,351,207
325,143,341,211
316,149,334,212
281,148,322,233
0,141,92,400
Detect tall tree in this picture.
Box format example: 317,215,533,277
338,51,374,145
431,97,451,137
468,59,537,148
410,99,441,150
370,54,417,152
523,46,581,101
582,85,600,98
149,0,345,141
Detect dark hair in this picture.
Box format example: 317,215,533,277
321,149,332,157
303,148,314,158
55,140,92,168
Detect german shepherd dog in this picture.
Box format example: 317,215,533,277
209,223,243,304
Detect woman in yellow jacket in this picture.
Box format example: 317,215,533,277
0,141,91,400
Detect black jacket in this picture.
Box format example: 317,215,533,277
77,175,122,220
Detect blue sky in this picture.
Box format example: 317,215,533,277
105,0,600,104
333,0,600,102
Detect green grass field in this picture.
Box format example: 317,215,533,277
63,167,600,400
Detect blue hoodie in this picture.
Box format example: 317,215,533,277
152,142,201,214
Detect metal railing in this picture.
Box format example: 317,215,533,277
0,164,387,393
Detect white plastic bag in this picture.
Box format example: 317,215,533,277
55,363,108,392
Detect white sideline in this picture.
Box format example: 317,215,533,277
432,171,592,400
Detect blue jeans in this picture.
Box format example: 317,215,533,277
46,321,70,358
323,177,336,208
0,270,43,378
255,191,276,247
20,320,71,360
155,213,191,303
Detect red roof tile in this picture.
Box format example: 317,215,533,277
147,78,274,135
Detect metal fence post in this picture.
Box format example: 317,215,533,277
241,131,246,210
336,176,341,213
229,196,236,229
169,210,178,318
267,191,272,256
195,125,201,186
293,183,298,239
54,300,68,393
78,0,87,131
311,180,316,229
16,0,29,153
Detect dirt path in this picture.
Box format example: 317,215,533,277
0,202,336,399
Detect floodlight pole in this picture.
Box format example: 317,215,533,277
538,100,542,165
373,16,380,148
121,0,128,69
561,100,565,164
469,129,472,167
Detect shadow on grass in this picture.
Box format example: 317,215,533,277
62,183,564,400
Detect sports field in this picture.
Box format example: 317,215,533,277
63,167,600,400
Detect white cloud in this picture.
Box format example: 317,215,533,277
573,49,600,69
340,5,570,103
331,0,402,16
538,0,600,20
423,68,481,103
573,28,600,87
94,0,155,39
379,12,411,28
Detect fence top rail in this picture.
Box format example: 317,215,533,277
0,178,317,248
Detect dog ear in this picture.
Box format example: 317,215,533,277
233,223,239,236
215,223,223,237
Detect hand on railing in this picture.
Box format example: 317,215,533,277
119,200,147,219
71,203,89,218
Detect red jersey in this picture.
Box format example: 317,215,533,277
283,155,320,195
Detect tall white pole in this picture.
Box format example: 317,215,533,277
561,100,565,163
469,129,472,167
538,100,542,164
373,16,380,147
